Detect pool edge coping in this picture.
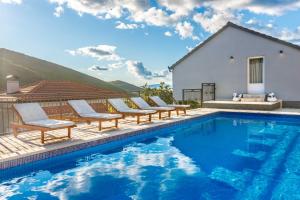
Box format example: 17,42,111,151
2,108,300,170
0,110,217,170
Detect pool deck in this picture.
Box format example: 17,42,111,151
1,108,300,169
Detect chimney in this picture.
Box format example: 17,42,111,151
6,75,20,94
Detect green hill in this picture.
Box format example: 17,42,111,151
0,48,125,92
109,80,141,93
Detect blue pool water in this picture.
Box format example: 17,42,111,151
1,112,300,200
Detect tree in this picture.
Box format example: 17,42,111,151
140,82,173,104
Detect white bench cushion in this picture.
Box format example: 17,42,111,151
27,119,75,129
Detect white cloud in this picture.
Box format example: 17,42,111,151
126,60,169,80
278,27,300,44
88,65,108,71
108,62,124,69
245,1,300,16
193,8,240,33
48,0,183,28
245,19,258,25
54,6,64,17
164,31,172,37
158,0,201,19
0,0,21,4
186,46,193,52
199,0,300,17
48,0,300,36
66,45,122,61
48,0,149,20
115,21,139,29
175,21,199,40
88,62,123,73
192,0,300,34
131,7,175,27
266,23,273,29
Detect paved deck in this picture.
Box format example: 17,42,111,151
1,108,300,169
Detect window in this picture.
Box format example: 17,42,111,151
249,57,263,84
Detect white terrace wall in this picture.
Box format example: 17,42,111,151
172,26,300,105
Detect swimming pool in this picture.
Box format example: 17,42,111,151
1,112,300,199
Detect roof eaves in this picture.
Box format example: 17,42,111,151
169,21,300,71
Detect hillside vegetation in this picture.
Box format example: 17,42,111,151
109,80,141,93
0,48,125,92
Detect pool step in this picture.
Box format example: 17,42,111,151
247,138,277,147
235,130,298,200
232,149,266,161
249,131,284,138
209,167,252,191
270,134,300,199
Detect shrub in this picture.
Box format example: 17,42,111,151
177,100,201,109
140,82,173,104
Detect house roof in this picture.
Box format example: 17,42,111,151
0,80,127,102
168,22,300,71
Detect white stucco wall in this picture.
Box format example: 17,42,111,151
172,26,300,102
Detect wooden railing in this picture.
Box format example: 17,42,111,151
0,92,128,135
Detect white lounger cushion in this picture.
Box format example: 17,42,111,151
80,113,122,119
108,98,156,114
108,98,130,112
68,100,122,119
14,103,49,123
131,97,175,111
122,109,156,114
68,100,96,115
131,97,151,109
27,119,75,129
150,96,168,106
150,96,190,108
147,106,174,111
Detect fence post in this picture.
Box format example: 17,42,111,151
105,98,109,112
59,93,63,119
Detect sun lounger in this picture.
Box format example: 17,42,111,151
108,98,156,124
149,96,190,115
68,100,122,131
131,97,175,119
11,103,76,144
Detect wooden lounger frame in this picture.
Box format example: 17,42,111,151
11,106,76,144
148,98,188,115
174,107,187,115
67,102,122,131
108,102,157,124
130,100,175,119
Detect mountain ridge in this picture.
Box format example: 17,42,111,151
0,48,125,92
109,80,142,92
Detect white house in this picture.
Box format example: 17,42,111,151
169,22,300,108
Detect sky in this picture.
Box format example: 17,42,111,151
0,0,300,86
